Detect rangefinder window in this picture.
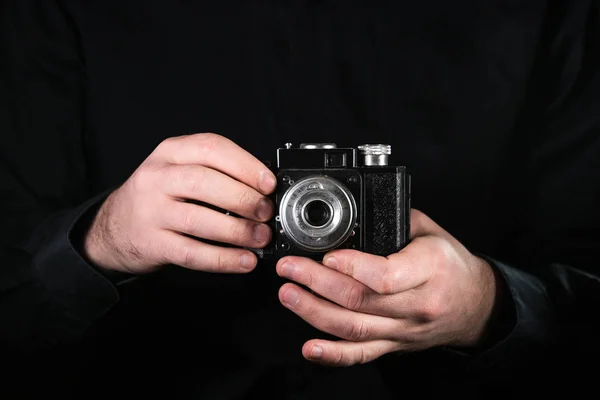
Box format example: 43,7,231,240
325,152,346,168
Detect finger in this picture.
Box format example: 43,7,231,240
302,339,400,367
278,283,402,342
409,208,448,239
157,133,277,195
322,245,435,295
159,230,257,273
161,200,271,248
162,164,274,222
276,256,388,316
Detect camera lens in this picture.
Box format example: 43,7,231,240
278,175,357,252
303,200,332,227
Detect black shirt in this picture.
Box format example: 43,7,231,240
1,1,599,398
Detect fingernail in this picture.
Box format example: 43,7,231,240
240,253,256,270
256,198,272,221
259,170,277,194
310,345,323,359
323,256,338,269
252,224,270,243
282,288,299,307
279,261,295,278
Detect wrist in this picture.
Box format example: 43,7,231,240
83,221,121,273
77,193,126,274
455,256,515,351
66,191,138,285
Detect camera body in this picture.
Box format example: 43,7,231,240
254,143,411,260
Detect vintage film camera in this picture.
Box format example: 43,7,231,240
253,143,411,260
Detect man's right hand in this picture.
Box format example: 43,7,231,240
83,133,276,275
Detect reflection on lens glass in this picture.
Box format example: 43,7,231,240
304,200,331,227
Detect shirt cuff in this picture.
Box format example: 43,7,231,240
33,191,120,326
443,255,558,369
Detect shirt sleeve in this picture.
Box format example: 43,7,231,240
0,0,119,351
451,0,600,372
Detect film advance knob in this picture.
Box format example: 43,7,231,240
358,144,391,166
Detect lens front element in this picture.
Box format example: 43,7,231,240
279,175,357,252
302,200,333,228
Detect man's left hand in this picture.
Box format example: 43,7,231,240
276,209,499,366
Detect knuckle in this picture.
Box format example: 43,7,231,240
427,238,457,278
332,349,346,366
130,165,157,192
345,255,360,276
417,293,444,322
304,302,320,321
410,208,426,225
345,319,369,342
236,190,256,210
305,270,315,289
411,208,437,231
430,237,451,265
228,220,250,243
179,244,197,268
196,132,224,154
154,136,183,158
216,251,230,271
336,254,359,278
379,266,401,295
178,165,206,195
181,208,199,234
161,136,179,146
156,136,176,152
345,284,367,310
358,344,371,364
